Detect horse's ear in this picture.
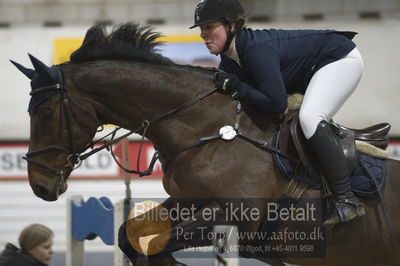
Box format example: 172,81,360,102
28,53,53,79
10,59,36,80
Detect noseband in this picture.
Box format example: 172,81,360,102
24,65,101,183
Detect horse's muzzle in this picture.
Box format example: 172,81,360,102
31,173,68,201
33,183,59,201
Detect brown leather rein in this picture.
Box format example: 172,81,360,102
24,65,219,180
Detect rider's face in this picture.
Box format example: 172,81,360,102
200,21,228,55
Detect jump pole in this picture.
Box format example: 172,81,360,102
213,225,239,266
114,138,132,266
66,195,85,266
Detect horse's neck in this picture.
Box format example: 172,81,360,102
70,61,236,155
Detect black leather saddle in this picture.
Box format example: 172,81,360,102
277,109,390,181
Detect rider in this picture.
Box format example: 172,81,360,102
190,0,365,227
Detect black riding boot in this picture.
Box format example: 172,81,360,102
308,121,365,227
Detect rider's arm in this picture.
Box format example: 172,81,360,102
237,44,287,114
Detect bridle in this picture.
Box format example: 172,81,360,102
24,65,102,184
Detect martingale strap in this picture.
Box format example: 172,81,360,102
161,101,299,173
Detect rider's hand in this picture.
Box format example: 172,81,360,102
214,72,241,99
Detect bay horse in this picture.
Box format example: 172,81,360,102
12,23,400,266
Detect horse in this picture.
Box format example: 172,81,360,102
11,23,400,266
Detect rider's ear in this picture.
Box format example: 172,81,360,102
230,23,236,32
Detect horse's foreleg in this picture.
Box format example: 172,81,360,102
119,199,227,266
118,197,180,265
149,200,226,253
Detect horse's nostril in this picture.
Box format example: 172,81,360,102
35,185,49,198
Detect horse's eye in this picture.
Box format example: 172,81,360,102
40,108,54,121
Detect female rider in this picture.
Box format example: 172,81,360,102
190,0,365,227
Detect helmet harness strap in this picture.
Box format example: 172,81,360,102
220,20,234,55
219,18,244,55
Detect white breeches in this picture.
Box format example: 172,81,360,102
299,48,364,139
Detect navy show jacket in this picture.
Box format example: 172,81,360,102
219,28,357,114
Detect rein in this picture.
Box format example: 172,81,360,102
25,64,219,178
79,84,219,176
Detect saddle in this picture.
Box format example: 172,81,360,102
276,108,391,184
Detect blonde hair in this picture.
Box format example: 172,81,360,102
18,224,54,253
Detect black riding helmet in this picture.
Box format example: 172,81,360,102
190,0,245,54
190,0,244,29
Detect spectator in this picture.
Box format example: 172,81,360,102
0,224,54,266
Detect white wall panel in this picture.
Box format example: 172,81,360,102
344,0,399,12
0,6,25,22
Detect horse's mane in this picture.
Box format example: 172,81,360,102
70,22,216,75
70,22,173,65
